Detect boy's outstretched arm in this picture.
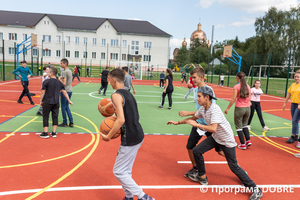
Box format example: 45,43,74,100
100,93,125,141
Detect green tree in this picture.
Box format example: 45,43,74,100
174,47,188,65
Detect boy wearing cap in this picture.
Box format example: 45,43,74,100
13,61,35,105
167,87,263,200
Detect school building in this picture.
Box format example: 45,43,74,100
0,10,172,68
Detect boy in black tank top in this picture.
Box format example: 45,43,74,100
100,68,154,200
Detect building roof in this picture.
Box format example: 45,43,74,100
0,10,171,37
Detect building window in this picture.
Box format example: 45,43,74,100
56,50,61,57
111,39,119,47
122,40,127,47
143,55,151,62
43,35,51,43
83,51,87,58
101,52,105,59
0,32,3,40
32,48,37,56
92,52,96,59
101,39,106,46
43,49,51,57
66,36,70,44
22,34,27,41
144,42,152,49
47,21,49,25
110,53,118,60
75,51,79,58
75,37,79,44
9,33,17,40
131,41,139,55
56,36,61,43
83,37,88,45
9,47,16,54
66,50,70,58
122,54,126,60
92,38,97,45
44,21,46,24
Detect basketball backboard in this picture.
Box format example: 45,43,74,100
31,33,37,47
223,45,232,57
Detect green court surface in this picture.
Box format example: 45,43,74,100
0,83,293,138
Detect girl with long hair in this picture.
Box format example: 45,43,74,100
225,72,252,150
158,68,173,110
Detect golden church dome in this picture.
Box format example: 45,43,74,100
182,37,187,47
190,23,207,41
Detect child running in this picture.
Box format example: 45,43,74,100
184,76,197,101
99,68,154,200
247,80,270,131
39,67,73,138
225,72,252,150
167,86,263,200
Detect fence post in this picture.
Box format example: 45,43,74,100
227,62,231,87
31,46,33,75
2,40,5,81
211,57,214,83
266,53,272,94
14,42,17,79
285,51,292,97
218,56,222,85
251,54,255,87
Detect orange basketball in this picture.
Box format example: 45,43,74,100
100,116,121,139
187,83,193,89
98,98,115,117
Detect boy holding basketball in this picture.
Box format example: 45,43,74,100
100,68,154,200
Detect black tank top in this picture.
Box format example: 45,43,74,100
114,89,144,146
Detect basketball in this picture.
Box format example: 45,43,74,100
98,98,115,117
187,83,193,89
100,116,121,139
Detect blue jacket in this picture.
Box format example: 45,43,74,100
160,73,165,79
13,67,33,81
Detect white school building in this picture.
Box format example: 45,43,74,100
0,10,171,69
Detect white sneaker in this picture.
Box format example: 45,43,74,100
247,125,251,130
262,126,270,131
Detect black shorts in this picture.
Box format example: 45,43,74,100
186,126,222,152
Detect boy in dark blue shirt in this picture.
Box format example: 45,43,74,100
12,61,34,105
159,70,165,88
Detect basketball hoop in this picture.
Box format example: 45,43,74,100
221,54,227,60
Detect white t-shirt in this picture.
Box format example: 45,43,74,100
195,103,237,148
42,72,49,82
220,75,225,81
250,87,263,102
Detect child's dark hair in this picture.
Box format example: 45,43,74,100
109,68,125,82
61,58,69,66
236,71,249,98
49,67,58,76
43,66,49,71
201,93,213,101
252,79,261,87
122,66,129,72
166,68,173,79
190,67,205,77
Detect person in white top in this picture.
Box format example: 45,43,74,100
247,80,269,131
220,73,225,87
167,86,262,200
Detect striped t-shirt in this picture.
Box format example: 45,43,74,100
195,103,237,148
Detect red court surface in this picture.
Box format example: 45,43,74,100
0,77,299,200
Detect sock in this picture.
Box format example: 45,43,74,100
237,130,245,144
242,127,250,141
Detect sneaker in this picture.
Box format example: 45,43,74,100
294,153,300,158
17,100,23,104
246,140,252,147
158,106,163,109
238,144,247,150
249,188,263,200
123,197,133,200
247,125,251,130
40,132,49,139
167,107,172,110
138,194,155,200
69,122,74,127
184,168,198,178
36,111,43,116
98,90,101,94
102,94,106,96
58,123,68,127
262,126,270,131
30,101,35,105
189,173,208,185
286,135,298,143
184,97,187,101
296,142,300,149
51,132,57,138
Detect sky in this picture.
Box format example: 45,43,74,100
1,0,299,58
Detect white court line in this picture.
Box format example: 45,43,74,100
20,133,30,135
0,90,41,93
0,77,41,85
178,161,227,164
0,184,299,196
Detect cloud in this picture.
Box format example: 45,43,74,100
215,24,225,28
229,18,256,27
198,0,299,13
127,18,143,21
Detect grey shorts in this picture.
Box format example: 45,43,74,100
234,106,250,130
